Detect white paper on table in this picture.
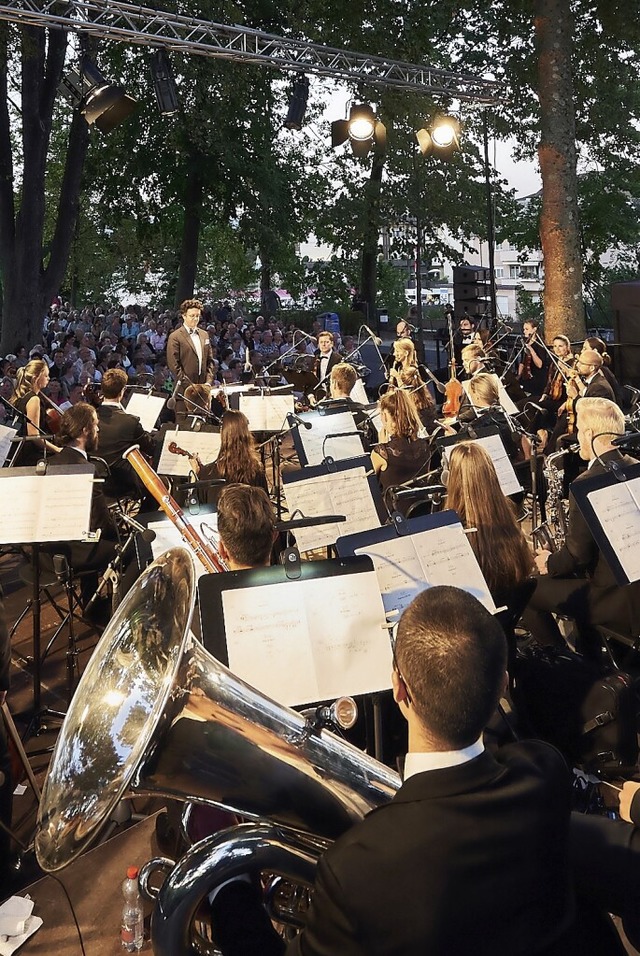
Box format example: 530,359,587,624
0,424,17,466
355,519,496,617
124,392,166,432
157,429,221,477
586,478,640,583
148,513,218,578
221,570,390,706
0,470,93,544
283,466,382,552
0,897,41,956
239,394,295,431
297,411,364,466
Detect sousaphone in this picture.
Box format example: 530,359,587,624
35,547,400,953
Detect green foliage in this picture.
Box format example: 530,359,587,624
375,260,408,322
516,284,543,323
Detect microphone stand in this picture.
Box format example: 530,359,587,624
257,416,309,522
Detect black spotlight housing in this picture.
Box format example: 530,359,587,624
58,58,137,133
330,102,386,158
284,75,309,130
416,115,461,159
150,49,180,117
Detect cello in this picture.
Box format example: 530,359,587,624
442,312,464,417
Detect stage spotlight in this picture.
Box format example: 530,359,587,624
416,115,461,158
331,103,386,158
150,49,180,117
284,76,309,130
59,59,137,133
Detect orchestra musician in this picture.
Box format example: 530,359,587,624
388,337,420,389
450,313,475,367
0,588,13,897
371,390,433,509
318,363,377,448
460,373,522,463
445,441,534,607
10,359,61,465
216,484,277,571
166,299,216,421
210,586,576,956
96,368,156,502
312,331,342,398
517,319,550,399
190,409,268,504
548,349,616,454
580,338,623,405
393,367,438,435
525,398,640,659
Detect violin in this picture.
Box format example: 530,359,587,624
168,440,201,466
442,313,464,417
40,391,64,434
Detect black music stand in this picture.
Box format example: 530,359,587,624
288,410,364,468
0,464,94,735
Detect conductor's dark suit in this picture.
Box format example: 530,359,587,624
312,350,342,397
213,741,574,956
96,403,156,501
525,449,640,650
167,327,216,387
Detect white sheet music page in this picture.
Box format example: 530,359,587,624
350,379,368,405
0,423,17,465
239,394,294,431
125,392,166,432
473,434,522,497
587,479,640,582
354,519,496,617
222,570,390,706
157,430,221,477
148,513,218,576
0,471,93,543
298,410,364,466
284,466,381,552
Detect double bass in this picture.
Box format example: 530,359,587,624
442,313,464,417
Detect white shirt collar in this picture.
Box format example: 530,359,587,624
102,399,124,409
403,736,484,780
69,444,88,459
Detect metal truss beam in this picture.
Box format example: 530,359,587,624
0,0,502,103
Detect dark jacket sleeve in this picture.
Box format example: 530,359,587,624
166,331,183,379
547,489,596,578
0,587,10,693
286,854,360,956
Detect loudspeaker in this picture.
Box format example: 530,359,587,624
453,265,490,319
611,281,640,386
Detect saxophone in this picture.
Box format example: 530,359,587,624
531,446,575,552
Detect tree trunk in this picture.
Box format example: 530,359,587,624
360,150,385,325
174,156,203,307
534,0,585,341
0,25,89,353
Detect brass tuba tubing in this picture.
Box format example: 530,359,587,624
122,444,227,573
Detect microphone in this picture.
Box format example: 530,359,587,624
324,431,361,439
166,377,182,411
612,432,640,446
118,510,156,543
291,414,312,430
275,514,347,531
362,325,382,346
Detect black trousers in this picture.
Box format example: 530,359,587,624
522,576,603,658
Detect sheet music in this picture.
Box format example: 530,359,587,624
296,410,364,466
0,470,93,543
125,392,166,432
444,432,521,498
239,394,294,431
586,479,640,582
148,513,218,577
353,518,496,616
350,379,368,405
221,570,390,706
0,423,17,465
461,376,518,416
283,466,382,552
157,430,221,477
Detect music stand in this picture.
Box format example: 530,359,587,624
289,410,364,467
571,461,640,587
0,464,93,733
282,456,386,555
198,555,389,703
437,425,523,498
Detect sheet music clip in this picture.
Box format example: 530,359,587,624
390,512,410,536
323,455,337,472
283,546,302,579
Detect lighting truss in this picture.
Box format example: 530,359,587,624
0,0,503,103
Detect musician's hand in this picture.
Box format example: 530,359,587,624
566,379,579,399
619,781,640,824
534,549,551,574
189,455,201,474
557,402,567,415
0,691,6,706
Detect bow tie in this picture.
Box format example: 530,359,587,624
188,329,197,335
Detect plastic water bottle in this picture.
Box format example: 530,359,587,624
121,865,144,951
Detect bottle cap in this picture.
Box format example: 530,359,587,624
127,866,139,880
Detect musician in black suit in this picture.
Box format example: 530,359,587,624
167,299,216,421
526,397,640,657
96,368,156,502
211,586,576,956
47,403,118,609
312,331,342,398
